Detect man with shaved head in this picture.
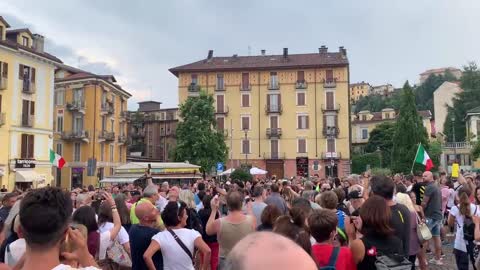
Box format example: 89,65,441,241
421,170,443,265
224,232,317,270
128,202,163,270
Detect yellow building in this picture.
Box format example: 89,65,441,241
0,16,62,190
170,47,351,178
349,81,371,103
351,108,433,152
53,65,131,188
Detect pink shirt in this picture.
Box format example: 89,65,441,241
441,186,452,213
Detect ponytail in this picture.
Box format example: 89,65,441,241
459,187,472,217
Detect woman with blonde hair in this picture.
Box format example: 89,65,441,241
180,189,203,233
396,192,427,270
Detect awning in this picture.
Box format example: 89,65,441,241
154,175,203,179
100,177,139,184
15,170,43,182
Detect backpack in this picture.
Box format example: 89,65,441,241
318,247,339,270
374,253,413,270
186,208,203,233
463,205,477,242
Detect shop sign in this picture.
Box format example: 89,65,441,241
15,159,36,169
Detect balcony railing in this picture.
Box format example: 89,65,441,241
266,128,282,138
98,130,115,141
265,104,283,114
61,130,89,142
66,100,86,112
323,126,340,138
188,83,201,92
263,152,286,160
21,114,34,127
443,142,472,149
0,112,5,126
0,78,7,90
215,106,229,115
22,80,35,94
268,81,280,90
295,80,308,89
323,78,337,88
100,103,114,115
322,152,342,159
321,103,341,112
119,111,130,121
118,134,128,144
240,84,251,91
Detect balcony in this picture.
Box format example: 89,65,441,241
321,103,341,112
268,82,280,90
61,130,90,142
323,78,337,88
100,103,114,115
240,84,251,91
263,152,286,160
66,100,86,113
118,134,128,145
265,104,283,114
322,152,342,159
98,130,115,142
266,128,282,138
21,114,34,127
22,80,35,94
215,106,229,115
295,80,308,89
443,142,472,149
131,130,145,139
323,126,340,138
0,112,5,126
119,111,130,121
188,83,201,92
0,78,7,90
215,84,225,91
218,129,229,137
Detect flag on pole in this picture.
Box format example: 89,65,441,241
414,144,433,171
49,149,66,169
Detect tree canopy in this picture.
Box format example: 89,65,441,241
172,92,228,176
365,122,395,168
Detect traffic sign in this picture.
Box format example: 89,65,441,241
216,162,224,172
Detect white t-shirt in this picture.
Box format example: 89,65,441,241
447,188,456,208
98,222,129,245
52,264,100,270
98,231,112,260
152,228,201,270
450,203,480,252
5,238,25,266
156,196,168,213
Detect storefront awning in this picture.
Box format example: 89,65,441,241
15,170,42,182
100,177,140,184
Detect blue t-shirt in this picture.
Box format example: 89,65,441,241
129,224,162,270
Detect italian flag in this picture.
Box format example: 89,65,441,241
414,144,433,171
49,149,66,169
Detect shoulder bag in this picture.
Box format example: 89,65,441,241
167,228,195,265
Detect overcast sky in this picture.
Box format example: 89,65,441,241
1,0,479,109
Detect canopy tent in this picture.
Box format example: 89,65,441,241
100,176,141,184
219,168,235,175
250,167,267,175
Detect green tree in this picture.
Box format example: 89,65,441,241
172,92,228,177
230,167,253,182
414,73,453,113
351,153,381,174
444,62,480,142
391,82,429,173
473,141,480,161
365,122,395,168
428,140,443,172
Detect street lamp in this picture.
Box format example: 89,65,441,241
451,116,457,162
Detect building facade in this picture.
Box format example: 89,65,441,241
53,65,131,189
419,67,462,85
433,81,462,135
0,16,62,190
127,101,178,162
170,47,351,178
371,84,395,96
349,81,371,103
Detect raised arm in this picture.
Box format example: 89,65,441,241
104,192,122,241
206,196,221,236
143,240,161,270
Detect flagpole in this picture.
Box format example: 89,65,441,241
410,143,421,174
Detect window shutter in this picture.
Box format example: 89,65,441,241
323,115,327,131
2,62,7,78
327,139,335,153
28,135,34,158
298,93,305,106
30,101,35,115
242,94,249,107
242,73,249,89
299,139,306,153
19,64,24,80
31,68,36,82
216,95,224,112
297,116,301,129
326,92,334,110
267,94,270,107
0,95,2,112
216,117,224,130
306,116,309,129
242,117,249,130
297,71,305,82
21,134,28,158
326,70,333,81
278,94,282,106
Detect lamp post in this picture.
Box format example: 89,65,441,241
451,116,457,162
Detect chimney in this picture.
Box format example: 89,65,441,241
261,49,266,56
283,48,288,59
319,45,328,53
207,50,213,60
339,46,347,57
32,34,44,53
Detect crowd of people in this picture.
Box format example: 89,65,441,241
0,170,479,269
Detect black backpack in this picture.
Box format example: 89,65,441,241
463,206,478,242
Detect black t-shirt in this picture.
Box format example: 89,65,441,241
358,234,403,270
412,182,426,205
129,224,162,270
198,208,218,243
390,204,411,256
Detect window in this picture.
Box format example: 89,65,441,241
327,139,335,153
298,138,307,153
325,70,334,82
216,74,224,90
297,92,306,106
0,26,3,39
110,145,114,162
19,65,35,83
22,100,35,126
120,123,125,136
74,142,81,162
270,116,278,129
269,72,278,89
216,117,225,130
73,88,84,103
0,95,2,112
241,94,250,107
216,95,225,113
297,71,305,82
55,90,65,106
22,36,28,47
297,115,309,129
191,74,198,85
21,134,34,158
477,120,480,137
241,116,250,130
271,140,279,157
362,115,367,121
242,139,250,154
101,91,107,106
73,115,83,132
56,115,63,132
56,143,63,155
326,92,334,110
100,144,105,161
241,73,249,90
0,61,8,81
111,119,114,132
267,94,281,112
362,129,368,139
110,167,114,175
119,147,123,162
